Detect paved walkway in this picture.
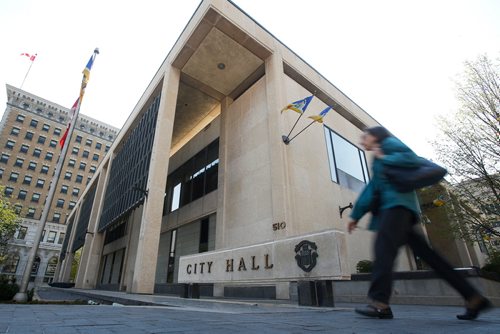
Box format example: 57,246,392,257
0,287,498,333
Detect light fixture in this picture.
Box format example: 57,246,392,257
217,62,226,70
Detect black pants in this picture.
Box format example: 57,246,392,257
368,206,478,304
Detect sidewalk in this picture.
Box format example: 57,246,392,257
0,287,498,334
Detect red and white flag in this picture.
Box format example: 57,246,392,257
59,98,80,149
20,53,37,61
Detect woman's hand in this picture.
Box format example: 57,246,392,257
348,220,358,234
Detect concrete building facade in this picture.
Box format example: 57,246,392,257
57,0,480,299
0,85,118,284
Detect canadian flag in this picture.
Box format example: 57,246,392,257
20,53,37,61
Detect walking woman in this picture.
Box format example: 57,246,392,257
348,126,492,320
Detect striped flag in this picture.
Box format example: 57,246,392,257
59,98,80,148
308,106,332,123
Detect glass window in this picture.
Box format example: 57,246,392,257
92,153,99,161
25,131,34,140
37,135,46,144
75,174,83,183
69,201,76,209
60,185,68,194
9,172,19,182
57,233,66,244
36,179,45,188
64,171,72,180
17,190,27,200
72,147,79,155
28,161,37,170
72,188,80,196
5,140,15,149
95,142,102,150
14,204,22,214
89,165,96,173
52,213,61,223
49,140,57,148
105,145,110,152
20,144,29,153
68,159,76,167
45,152,53,161
79,162,86,171
31,192,40,202
41,165,49,174
10,127,20,136
82,150,89,158
4,187,14,197
0,168,3,179
171,183,181,211
17,227,28,240
46,231,57,243
27,207,36,218
30,119,38,128
14,158,24,167
42,124,50,132
53,127,61,136
33,148,41,157
16,114,25,123
85,138,92,146
324,126,369,193
75,135,82,143
1,153,9,163
56,199,64,208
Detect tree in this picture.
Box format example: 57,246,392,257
0,186,21,264
432,54,499,242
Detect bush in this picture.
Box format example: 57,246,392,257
356,260,373,273
481,249,500,275
0,276,20,301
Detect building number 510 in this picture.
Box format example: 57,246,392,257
272,221,286,231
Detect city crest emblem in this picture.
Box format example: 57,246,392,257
294,240,318,272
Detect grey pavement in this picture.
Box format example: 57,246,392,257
0,287,499,334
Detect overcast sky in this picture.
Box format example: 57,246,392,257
1,0,499,160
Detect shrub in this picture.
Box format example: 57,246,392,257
0,275,20,301
356,260,373,273
481,249,500,275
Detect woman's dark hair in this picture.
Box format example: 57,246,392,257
364,126,392,143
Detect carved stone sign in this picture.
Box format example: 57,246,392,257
178,229,349,283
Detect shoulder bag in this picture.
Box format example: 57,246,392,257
384,158,447,192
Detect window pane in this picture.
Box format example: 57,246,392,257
331,132,365,182
324,127,338,183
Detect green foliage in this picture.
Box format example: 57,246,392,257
481,249,500,275
70,249,81,282
0,186,21,264
0,275,20,301
356,260,373,273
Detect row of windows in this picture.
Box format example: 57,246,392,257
2,148,56,161
71,147,100,160
4,185,80,199
15,227,65,247
6,132,58,146
9,203,63,222
16,113,115,142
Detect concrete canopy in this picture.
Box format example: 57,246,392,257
170,7,271,148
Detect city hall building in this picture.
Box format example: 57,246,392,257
56,0,478,299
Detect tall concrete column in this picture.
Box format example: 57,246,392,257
58,203,83,282
264,50,293,237
75,161,112,289
131,66,180,294
265,50,293,300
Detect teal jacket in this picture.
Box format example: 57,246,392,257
350,136,421,230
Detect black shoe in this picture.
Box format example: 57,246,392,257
457,297,493,320
355,304,394,319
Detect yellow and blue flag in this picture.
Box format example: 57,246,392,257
79,52,97,101
281,95,313,114
308,106,332,123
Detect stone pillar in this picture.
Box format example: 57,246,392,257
75,161,112,289
130,66,180,294
264,49,293,238
59,204,83,282
214,97,233,250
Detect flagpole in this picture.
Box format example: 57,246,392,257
284,120,316,145
282,91,316,144
13,49,99,302
20,60,35,90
